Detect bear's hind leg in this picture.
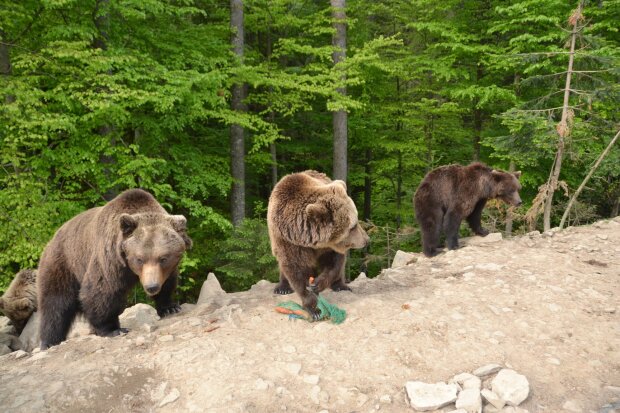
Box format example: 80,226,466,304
466,199,489,236
443,209,463,250
38,270,80,350
273,271,294,295
81,277,127,338
420,211,443,257
316,251,350,292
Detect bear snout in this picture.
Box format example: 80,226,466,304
144,283,161,295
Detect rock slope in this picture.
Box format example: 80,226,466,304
1,218,619,413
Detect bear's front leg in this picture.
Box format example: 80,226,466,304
466,199,489,236
281,264,321,321
81,273,128,338
153,273,181,317
273,271,294,295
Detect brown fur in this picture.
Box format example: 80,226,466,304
414,162,522,257
37,189,192,349
0,269,37,333
267,171,369,319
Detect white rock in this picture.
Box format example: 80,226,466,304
391,250,417,268
158,388,180,407
453,372,481,390
285,363,301,376
379,395,391,404
119,304,160,331
197,273,227,305
475,263,503,271
282,345,296,354
491,369,529,406
446,410,468,413
303,375,320,385
255,378,270,390
404,381,458,411
455,388,482,413
473,364,502,377
13,350,28,359
460,233,503,246
481,389,505,409
0,343,11,356
29,351,49,361
157,335,174,342
562,400,582,412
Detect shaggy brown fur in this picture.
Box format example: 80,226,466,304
0,269,37,333
267,171,369,319
414,162,522,257
37,189,192,349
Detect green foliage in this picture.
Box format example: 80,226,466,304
215,218,279,292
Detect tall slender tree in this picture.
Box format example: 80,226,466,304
331,0,347,182
230,0,246,226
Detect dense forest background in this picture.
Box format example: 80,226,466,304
1,0,618,301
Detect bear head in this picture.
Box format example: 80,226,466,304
305,180,370,254
491,170,523,207
119,213,192,296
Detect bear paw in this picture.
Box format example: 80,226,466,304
273,284,294,295
96,328,128,338
157,304,181,318
475,228,490,236
307,307,322,321
330,282,352,292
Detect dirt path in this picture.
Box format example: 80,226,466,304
1,218,619,413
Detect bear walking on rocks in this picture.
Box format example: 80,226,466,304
0,269,37,333
37,189,192,349
267,170,369,320
414,162,522,257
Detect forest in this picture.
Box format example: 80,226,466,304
0,0,618,301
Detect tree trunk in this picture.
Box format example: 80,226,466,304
505,160,516,236
0,30,14,104
230,0,246,226
559,129,620,228
331,0,347,182
542,2,582,231
363,148,372,222
472,66,483,161
396,151,402,231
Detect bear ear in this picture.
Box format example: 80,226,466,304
170,215,193,250
513,171,522,179
306,203,329,221
119,214,139,237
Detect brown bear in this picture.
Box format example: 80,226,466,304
267,170,369,319
414,162,522,257
37,189,192,349
0,269,37,333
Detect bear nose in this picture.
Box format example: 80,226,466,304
516,200,523,207
144,283,160,295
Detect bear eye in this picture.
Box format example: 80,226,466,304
135,258,144,265
159,256,168,264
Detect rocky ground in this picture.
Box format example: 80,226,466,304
0,218,619,413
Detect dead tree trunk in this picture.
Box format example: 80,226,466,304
230,0,246,226
542,2,583,231
331,0,347,182
505,160,516,236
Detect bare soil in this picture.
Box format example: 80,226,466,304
1,218,619,413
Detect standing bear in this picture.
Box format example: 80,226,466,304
267,170,369,320
37,189,192,349
414,162,522,257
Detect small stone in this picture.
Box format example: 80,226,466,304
547,357,560,365
562,400,582,412
30,351,49,361
255,378,270,390
548,303,561,312
285,363,301,376
158,335,174,342
491,369,529,406
13,350,28,359
135,336,146,346
309,385,321,404
405,381,458,411
481,389,505,409
453,373,482,390
461,232,503,246
391,250,417,268
303,375,320,385
596,234,609,240
476,263,503,271
379,395,391,404
158,388,180,407
451,312,465,321
455,388,482,413
282,345,296,354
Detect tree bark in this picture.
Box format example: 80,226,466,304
542,2,582,231
331,0,347,182
559,129,620,228
472,66,483,161
363,148,372,222
230,0,246,226
0,30,14,104
505,161,516,236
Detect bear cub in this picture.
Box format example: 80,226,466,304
414,162,522,257
37,189,192,349
267,170,369,320
0,269,37,333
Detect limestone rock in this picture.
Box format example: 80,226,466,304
0,316,16,335
0,343,11,356
197,273,228,305
455,388,482,413
158,388,180,407
0,332,22,351
119,304,160,331
460,233,502,246
404,381,458,411
452,372,481,390
491,369,529,406
473,364,502,377
391,250,417,268
481,389,505,409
